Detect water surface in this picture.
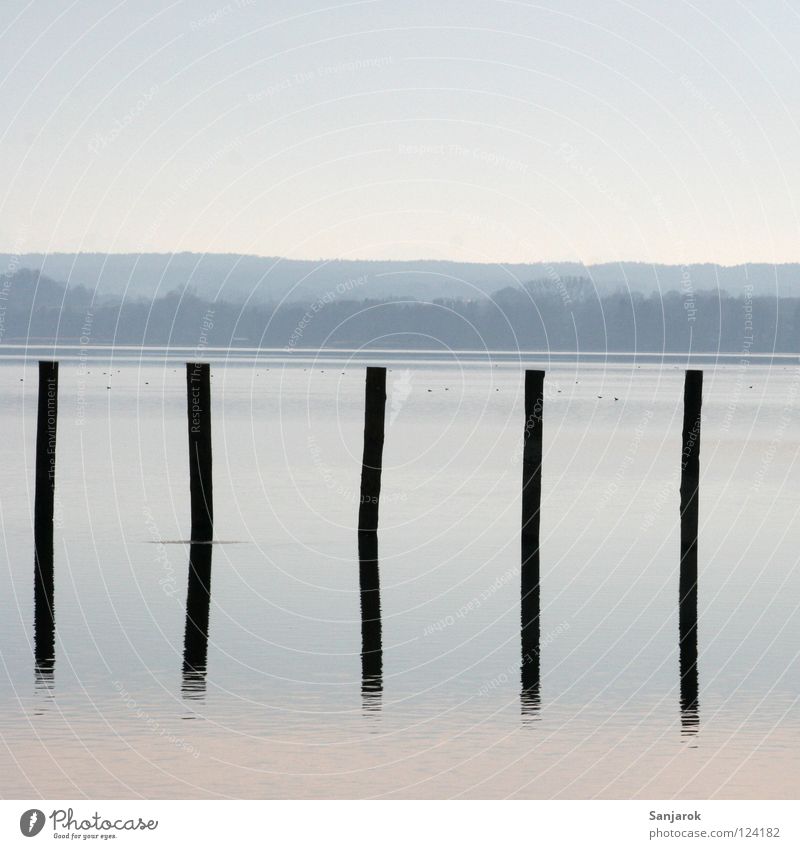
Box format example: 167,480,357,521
0,351,798,798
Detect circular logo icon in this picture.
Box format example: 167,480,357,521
19,809,46,837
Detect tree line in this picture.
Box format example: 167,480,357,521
2,269,797,353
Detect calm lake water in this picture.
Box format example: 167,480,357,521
0,350,798,799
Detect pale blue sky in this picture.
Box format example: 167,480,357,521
2,0,799,263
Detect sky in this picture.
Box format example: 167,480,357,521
1,0,799,265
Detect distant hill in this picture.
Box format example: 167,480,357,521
1,267,798,352
2,253,799,303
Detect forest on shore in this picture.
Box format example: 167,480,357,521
1,269,795,353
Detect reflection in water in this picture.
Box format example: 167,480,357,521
521,537,541,716
33,551,55,693
358,531,382,710
182,543,213,700
679,510,700,735
680,617,699,735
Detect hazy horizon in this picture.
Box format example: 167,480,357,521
3,1,800,265
8,249,800,268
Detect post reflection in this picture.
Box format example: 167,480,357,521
33,550,55,692
679,583,699,735
680,638,699,735
358,531,382,711
521,537,540,716
182,543,213,700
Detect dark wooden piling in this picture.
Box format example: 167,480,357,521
679,369,702,732
186,363,213,542
357,367,386,707
358,367,387,533
521,369,544,711
182,543,213,699
359,531,382,705
34,361,58,678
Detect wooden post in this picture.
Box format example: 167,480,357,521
34,361,58,676
358,367,386,533
186,363,213,542
521,369,544,710
357,367,386,706
679,369,702,731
